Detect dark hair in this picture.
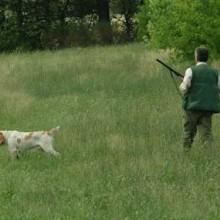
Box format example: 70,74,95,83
195,47,209,62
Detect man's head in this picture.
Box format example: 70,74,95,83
194,47,209,63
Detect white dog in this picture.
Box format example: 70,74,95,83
0,126,60,158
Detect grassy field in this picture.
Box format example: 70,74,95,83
0,44,220,219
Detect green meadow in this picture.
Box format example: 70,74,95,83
0,44,220,219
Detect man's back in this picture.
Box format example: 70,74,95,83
183,63,220,113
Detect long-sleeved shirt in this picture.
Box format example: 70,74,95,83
179,62,220,95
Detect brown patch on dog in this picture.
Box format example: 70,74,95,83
0,132,5,144
24,132,33,140
17,138,21,144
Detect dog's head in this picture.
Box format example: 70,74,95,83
0,132,5,144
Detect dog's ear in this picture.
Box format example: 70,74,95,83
0,132,5,144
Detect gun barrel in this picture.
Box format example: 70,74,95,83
156,59,184,78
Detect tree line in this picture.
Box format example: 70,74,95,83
1,0,220,58
0,0,142,51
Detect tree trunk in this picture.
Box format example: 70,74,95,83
59,0,70,46
43,0,50,25
96,0,112,44
59,0,70,30
97,0,110,23
15,0,24,42
121,0,133,41
124,13,133,41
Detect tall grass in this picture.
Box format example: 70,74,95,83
0,44,220,219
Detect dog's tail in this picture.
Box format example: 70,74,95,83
48,126,60,136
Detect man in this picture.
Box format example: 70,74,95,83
179,47,220,151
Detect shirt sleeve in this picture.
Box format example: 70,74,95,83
179,68,193,95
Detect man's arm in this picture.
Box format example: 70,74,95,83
179,68,193,95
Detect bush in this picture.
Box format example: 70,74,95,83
111,14,127,43
43,14,135,48
138,0,220,59
136,0,149,42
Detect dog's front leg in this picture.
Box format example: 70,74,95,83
8,145,19,160
40,145,60,157
9,150,19,159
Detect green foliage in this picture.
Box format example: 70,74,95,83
0,10,19,51
111,0,142,41
135,0,149,42
0,0,143,51
139,0,220,58
0,0,106,51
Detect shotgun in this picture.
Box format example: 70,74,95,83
156,59,184,78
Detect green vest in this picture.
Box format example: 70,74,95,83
183,63,220,113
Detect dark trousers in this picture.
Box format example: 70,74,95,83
183,110,213,150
